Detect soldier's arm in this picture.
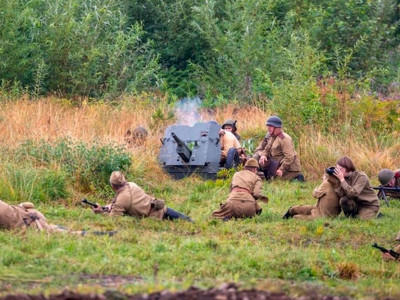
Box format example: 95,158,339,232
278,138,296,172
339,174,368,199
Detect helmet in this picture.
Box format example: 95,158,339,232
222,119,237,132
266,116,282,128
245,158,259,169
378,169,395,186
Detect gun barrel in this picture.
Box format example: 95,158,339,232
81,199,108,211
171,132,192,163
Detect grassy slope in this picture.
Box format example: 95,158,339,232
0,99,399,299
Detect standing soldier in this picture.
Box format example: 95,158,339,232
212,158,268,220
92,171,193,222
253,116,304,181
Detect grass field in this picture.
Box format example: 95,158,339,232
0,98,399,299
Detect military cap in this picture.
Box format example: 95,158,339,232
110,171,127,186
245,158,259,169
266,116,282,128
378,169,395,186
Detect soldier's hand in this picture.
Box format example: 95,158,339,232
259,155,267,166
382,252,397,261
92,204,104,214
276,169,283,177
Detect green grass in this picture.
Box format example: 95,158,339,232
1,177,399,299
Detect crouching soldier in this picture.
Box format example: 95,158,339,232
92,171,193,222
0,200,66,232
212,158,268,220
283,169,341,220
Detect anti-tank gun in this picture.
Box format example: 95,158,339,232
159,122,221,179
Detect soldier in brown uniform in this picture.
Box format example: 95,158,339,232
253,116,304,181
0,200,68,233
212,158,268,220
219,129,242,168
283,172,341,220
378,168,400,198
93,171,192,222
333,156,380,220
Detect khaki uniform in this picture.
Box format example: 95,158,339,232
0,200,62,232
109,182,167,219
335,171,380,220
291,175,341,220
254,132,302,180
212,170,264,219
220,130,241,159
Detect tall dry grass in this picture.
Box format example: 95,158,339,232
1,98,399,181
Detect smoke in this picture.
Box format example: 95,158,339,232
174,97,204,126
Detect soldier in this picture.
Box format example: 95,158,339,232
382,231,400,262
92,171,193,222
0,200,69,233
212,158,268,220
253,116,304,181
222,119,241,141
333,156,380,220
283,171,341,220
378,168,400,198
125,126,148,148
219,129,242,169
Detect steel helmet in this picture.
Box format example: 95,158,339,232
265,116,282,128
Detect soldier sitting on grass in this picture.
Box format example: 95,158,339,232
282,169,341,220
212,158,268,220
92,171,193,222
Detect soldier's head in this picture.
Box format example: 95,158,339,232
110,171,127,190
378,169,395,187
222,119,237,133
125,126,148,147
336,156,356,172
265,116,282,136
244,158,259,173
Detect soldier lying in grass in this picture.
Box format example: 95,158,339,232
382,231,400,262
0,200,71,233
92,171,193,222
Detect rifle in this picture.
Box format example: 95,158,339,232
372,243,400,260
372,186,400,207
81,199,108,212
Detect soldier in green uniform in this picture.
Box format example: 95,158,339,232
92,171,192,222
253,116,304,181
212,158,268,220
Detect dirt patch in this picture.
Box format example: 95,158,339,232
0,283,353,300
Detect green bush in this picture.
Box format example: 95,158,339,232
14,138,132,194
0,165,68,204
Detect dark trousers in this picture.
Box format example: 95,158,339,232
163,207,193,222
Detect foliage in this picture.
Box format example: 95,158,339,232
13,138,132,194
0,164,69,204
0,0,160,99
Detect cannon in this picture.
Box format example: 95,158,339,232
159,122,222,179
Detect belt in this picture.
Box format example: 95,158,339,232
231,187,251,194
